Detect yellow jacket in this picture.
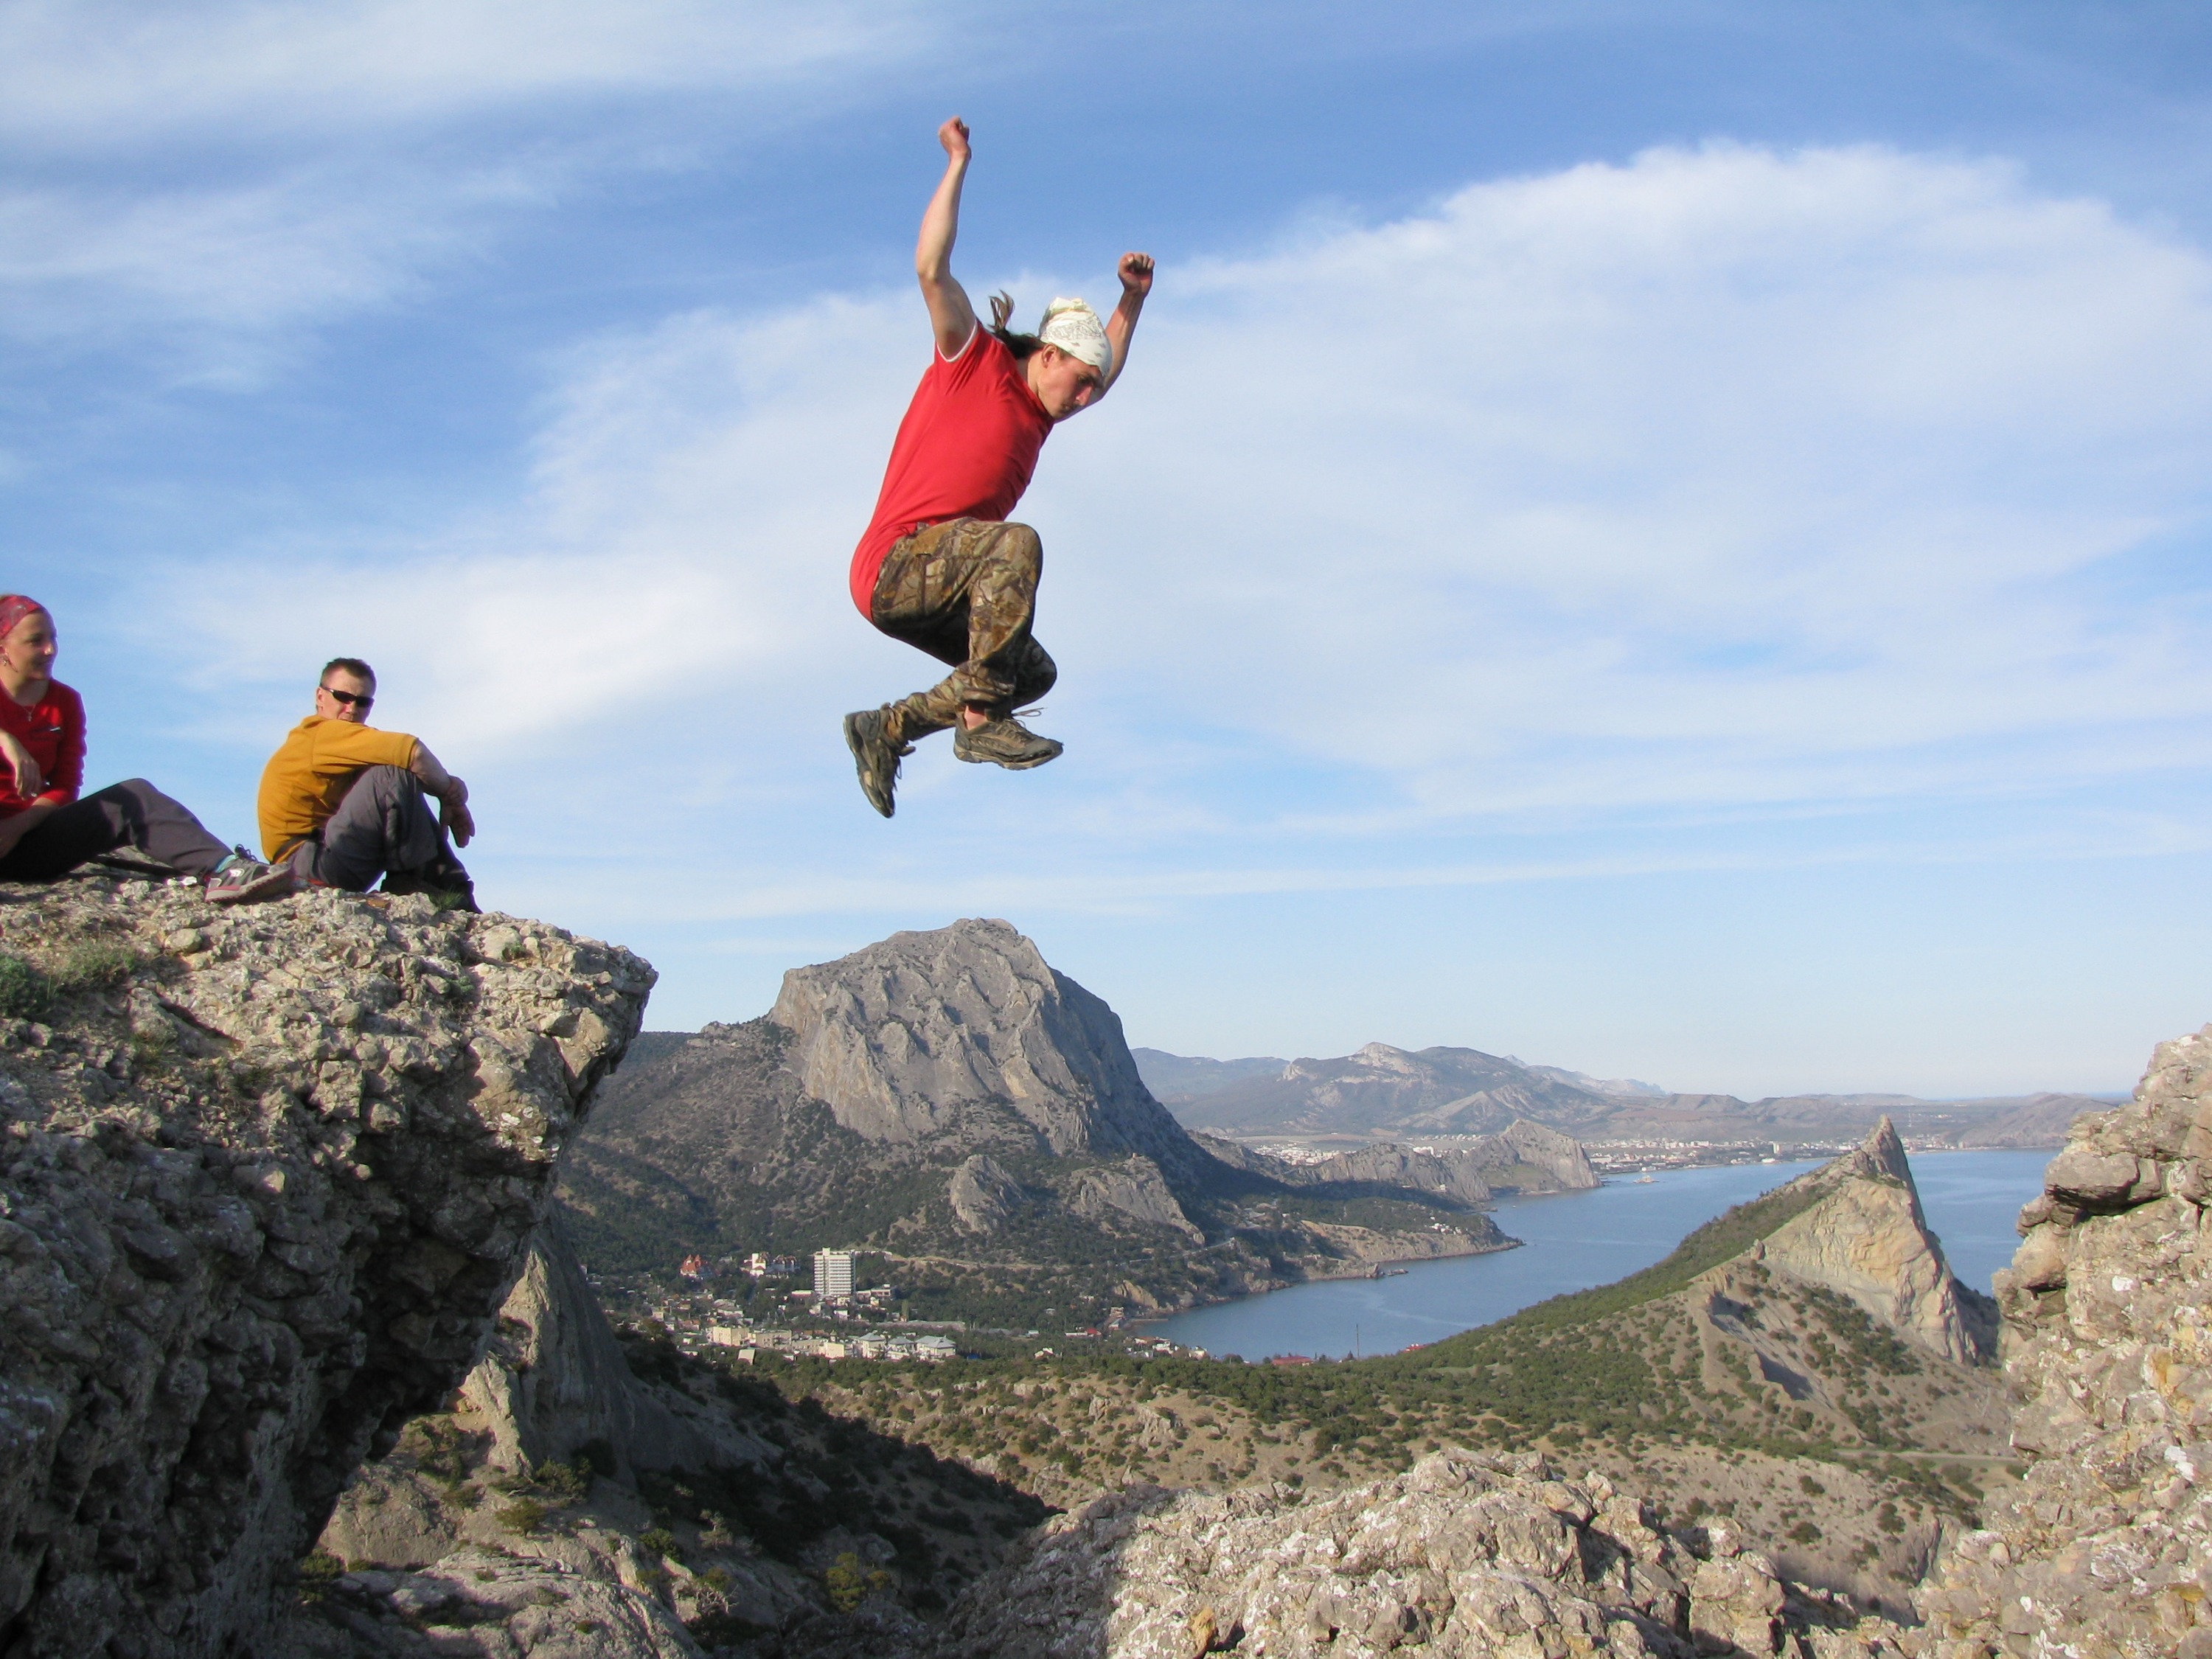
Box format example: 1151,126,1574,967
257,716,419,860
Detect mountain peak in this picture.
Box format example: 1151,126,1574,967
766,918,1179,1161
1756,1119,1995,1363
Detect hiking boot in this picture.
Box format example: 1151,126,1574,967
844,707,911,818
953,716,1063,771
382,848,480,913
204,858,299,906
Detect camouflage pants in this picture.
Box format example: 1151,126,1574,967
869,518,1058,741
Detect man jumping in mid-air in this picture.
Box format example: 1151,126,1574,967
841,116,1153,817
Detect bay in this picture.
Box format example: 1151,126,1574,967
1145,1147,2053,1361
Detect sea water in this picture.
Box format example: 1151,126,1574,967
1143,1147,2053,1361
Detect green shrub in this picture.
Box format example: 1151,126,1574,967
297,1549,344,1583
49,940,139,995
496,1498,547,1535
0,955,49,1020
534,1458,592,1504
822,1551,893,1613
638,1526,678,1561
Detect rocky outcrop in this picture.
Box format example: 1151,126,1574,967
0,875,651,1657
1458,1117,1600,1193
1293,1141,1497,1205
768,919,1190,1169
451,1220,762,1481
1062,1158,1202,1242
1757,1118,1997,1366
947,1153,1028,1234
939,1449,1874,1659
1917,1023,2212,1659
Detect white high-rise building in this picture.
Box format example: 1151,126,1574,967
813,1249,855,1300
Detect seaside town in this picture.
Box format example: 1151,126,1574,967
611,1248,1221,1366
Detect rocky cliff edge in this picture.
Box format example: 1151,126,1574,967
1916,1023,2212,1658
0,874,652,1657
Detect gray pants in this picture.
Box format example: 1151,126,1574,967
0,779,232,881
289,765,447,892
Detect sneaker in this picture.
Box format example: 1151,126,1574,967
844,707,912,818
953,716,1063,771
205,858,299,906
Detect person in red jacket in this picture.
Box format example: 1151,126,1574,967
0,595,291,902
841,116,1154,817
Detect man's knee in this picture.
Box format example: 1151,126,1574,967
987,521,1043,579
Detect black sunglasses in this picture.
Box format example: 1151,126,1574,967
321,686,374,710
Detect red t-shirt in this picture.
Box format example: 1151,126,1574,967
849,327,1054,616
0,680,84,817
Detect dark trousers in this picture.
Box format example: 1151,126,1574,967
288,765,451,892
0,779,232,881
870,518,1058,741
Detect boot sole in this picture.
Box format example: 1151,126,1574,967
843,713,897,818
955,742,1062,771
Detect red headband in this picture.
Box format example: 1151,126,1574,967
0,596,48,643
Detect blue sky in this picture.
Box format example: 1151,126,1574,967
7,1,2212,1096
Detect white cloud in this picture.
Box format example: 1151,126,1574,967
1039,144,2212,816
0,1,933,145
0,1,950,361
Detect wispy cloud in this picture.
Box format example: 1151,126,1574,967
0,1,937,145
0,2,952,366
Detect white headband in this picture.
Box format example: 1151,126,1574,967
1037,297,1111,377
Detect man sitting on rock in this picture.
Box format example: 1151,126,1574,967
257,657,479,910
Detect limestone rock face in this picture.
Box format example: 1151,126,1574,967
1062,1157,1201,1242
0,876,651,1658
1758,1117,1997,1366
1462,1117,1601,1194
939,1450,1871,1659
768,919,1188,1165
947,1153,1027,1234
1918,1022,2212,1659
450,1220,762,1482
1296,1140,1496,1205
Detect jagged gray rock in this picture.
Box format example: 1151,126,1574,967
1062,1157,1202,1242
1917,1023,2212,1658
936,1449,1884,1658
0,875,651,1658
769,919,1188,1167
452,1220,765,1481
1756,1117,1997,1366
947,1154,1027,1234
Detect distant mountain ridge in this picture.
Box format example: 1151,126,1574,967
1138,1040,2099,1147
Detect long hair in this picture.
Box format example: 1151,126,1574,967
987,291,1043,361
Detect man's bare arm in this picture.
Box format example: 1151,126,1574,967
408,743,475,848
917,117,980,358
1102,252,1154,394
